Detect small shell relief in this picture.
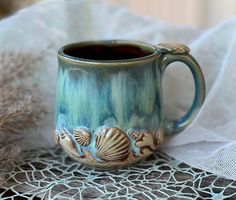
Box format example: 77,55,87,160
73,128,91,146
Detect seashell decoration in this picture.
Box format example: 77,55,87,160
73,128,91,146
56,126,164,167
54,130,60,145
155,128,164,145
156,43,190,55
96,127,130,161
60,128,76,150
135,131,156,151
130,130,144,141
61,128,67,139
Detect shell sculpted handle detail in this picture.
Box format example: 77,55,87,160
156,43,190,55
156,43,206,135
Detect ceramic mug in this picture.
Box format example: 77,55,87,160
55,40,205,168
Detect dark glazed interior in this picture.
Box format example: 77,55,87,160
63,43,154,61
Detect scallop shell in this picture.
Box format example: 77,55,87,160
96,127,130,161
156,43,190,54
73,128,91,146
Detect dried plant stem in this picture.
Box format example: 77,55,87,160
0,52,44,185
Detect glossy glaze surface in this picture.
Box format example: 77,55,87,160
55,40,205,168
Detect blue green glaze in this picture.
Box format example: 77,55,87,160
56,57,162,133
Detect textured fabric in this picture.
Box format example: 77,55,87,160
1,148,236,199
0,0,236,179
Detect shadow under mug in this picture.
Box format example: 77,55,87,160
55,40,205,168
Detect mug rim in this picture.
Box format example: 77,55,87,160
58,40,159,67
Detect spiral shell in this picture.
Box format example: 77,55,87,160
54,130,60,145
96,128,130,161
73,128,91,146
61,128,67,139
60,128,75,149
155,128,164,145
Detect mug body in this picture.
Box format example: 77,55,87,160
55,40,164,168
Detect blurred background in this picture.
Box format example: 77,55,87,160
0,0,236,28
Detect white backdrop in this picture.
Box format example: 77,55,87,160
0,0,236,180
109,0,236,28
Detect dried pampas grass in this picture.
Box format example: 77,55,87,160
0,53,44,184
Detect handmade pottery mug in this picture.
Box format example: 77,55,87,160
55,40,205,168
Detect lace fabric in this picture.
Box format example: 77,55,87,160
1,148,236,199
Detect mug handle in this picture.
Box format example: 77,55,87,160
156,43,206,135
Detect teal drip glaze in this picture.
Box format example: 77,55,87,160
56,61,162,134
